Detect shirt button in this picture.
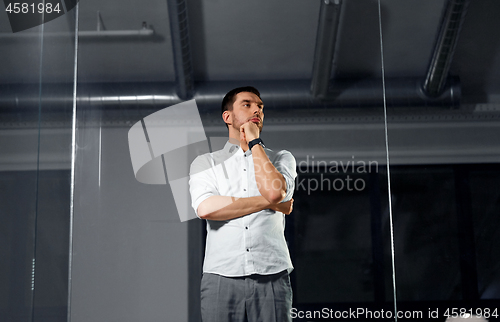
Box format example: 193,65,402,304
245,227,248,230
243,169,246,171
243,189,246,191
246,249,250,252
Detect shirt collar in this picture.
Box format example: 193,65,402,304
223,140,240,154
222,140,253,157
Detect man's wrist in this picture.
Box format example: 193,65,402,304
246,135,258,143
248,138,265,150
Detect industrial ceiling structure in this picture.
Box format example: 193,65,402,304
1,0,500,112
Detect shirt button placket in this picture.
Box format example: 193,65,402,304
243,151,253,274
243,154,249,197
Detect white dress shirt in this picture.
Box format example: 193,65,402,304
189,140,297,277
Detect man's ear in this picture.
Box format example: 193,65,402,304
222,110,231,126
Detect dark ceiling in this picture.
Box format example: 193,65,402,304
0,0,500,106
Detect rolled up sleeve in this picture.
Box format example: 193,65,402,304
272,150,297,203
189,155,219,218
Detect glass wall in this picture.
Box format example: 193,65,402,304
68,0,390,320
68,0,190,320
0,2,77,322
383,0,500,319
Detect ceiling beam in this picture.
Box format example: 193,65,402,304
310,0,343,99
0,78,460,112
423,0,471,97
166,0,194,100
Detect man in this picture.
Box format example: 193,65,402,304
189,86,297,322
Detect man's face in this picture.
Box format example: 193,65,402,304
227,91,264,132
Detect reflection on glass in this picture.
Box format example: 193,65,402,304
383,0,500,318
0,5,77,322
471,166,500,300
292,171,376,303
388,166,461,301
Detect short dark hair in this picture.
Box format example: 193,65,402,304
221,86,261,115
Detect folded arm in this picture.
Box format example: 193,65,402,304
197,195,293,221
251,145,287,204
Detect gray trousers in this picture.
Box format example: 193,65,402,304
200,270,292,322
